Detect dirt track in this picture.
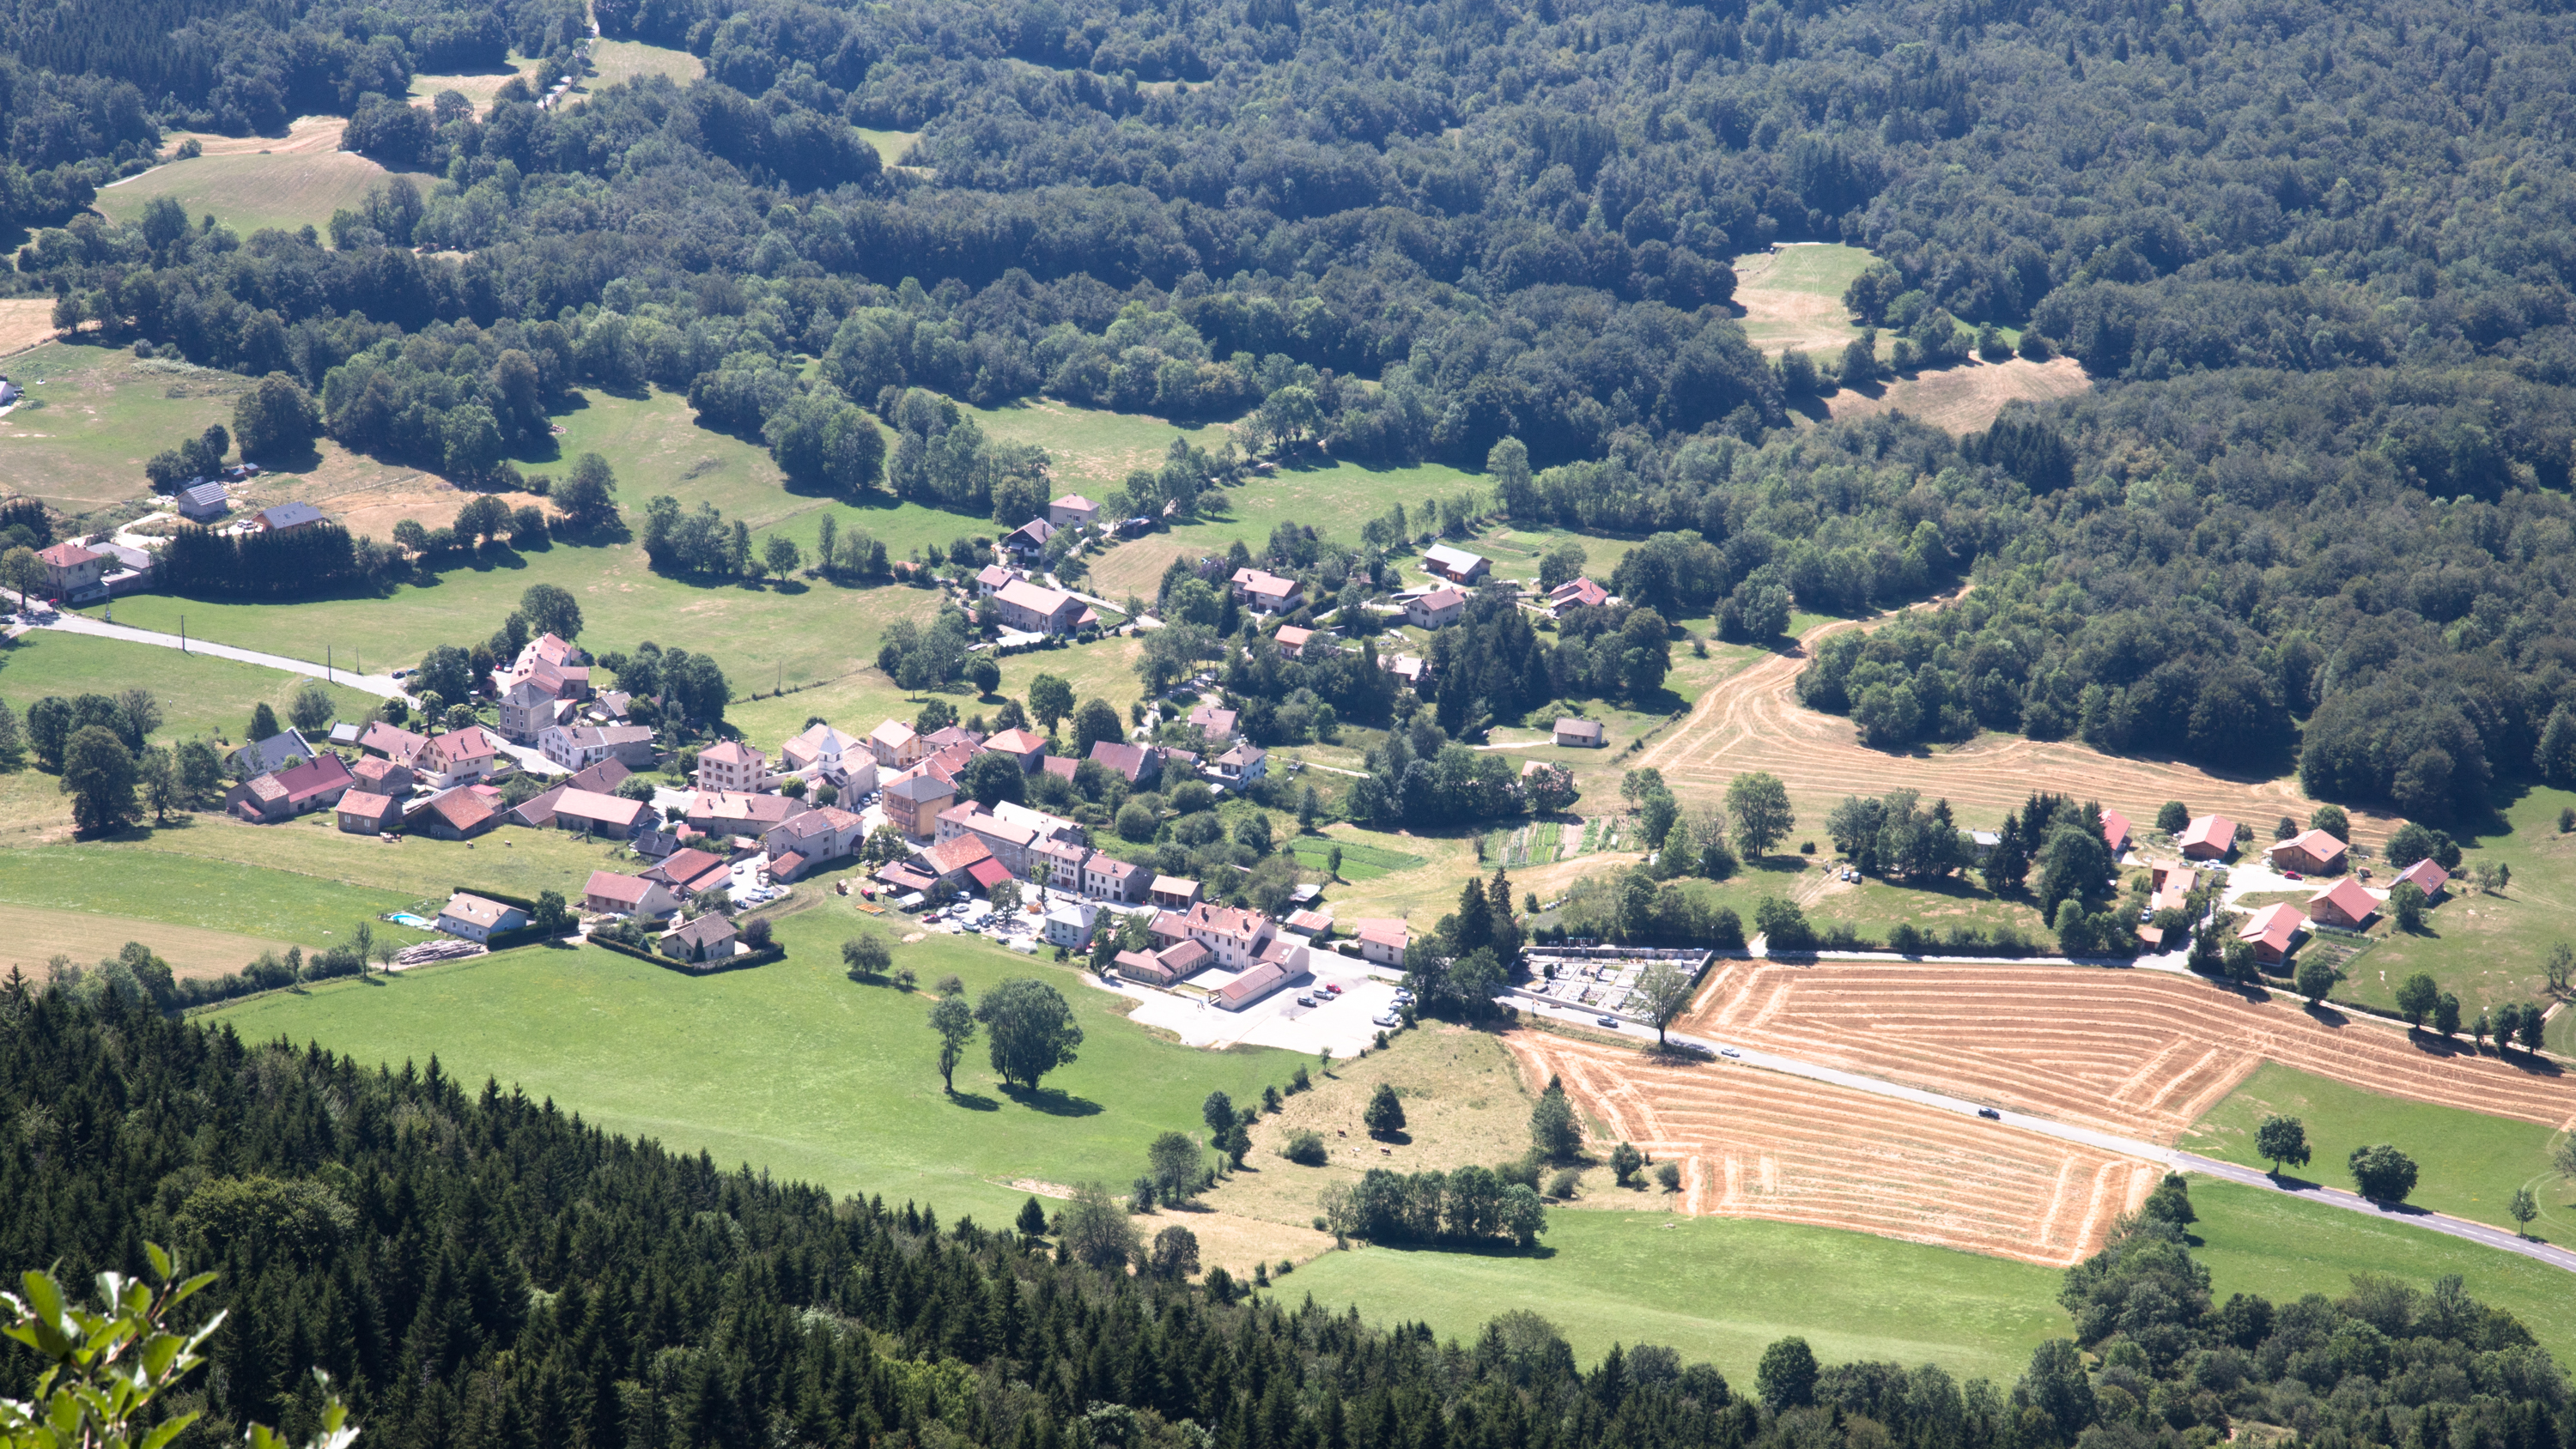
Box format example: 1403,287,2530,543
1680,959,2576,1140
1640,611,2400,845
1506,1030,2157,1265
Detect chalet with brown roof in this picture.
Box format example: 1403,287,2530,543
1115,938,1211,986
660,913,739,963
226,752,355,823
1150,876,1202,910
2393,858,2450,898
584,871,680,919
548,788,651,839
2237,902,2305,963
1381,653,1429,688
349,755,416,796
2178,814,2237,859
2307,877,2378,930
1546,577,1611,615
358,721,429,761
1187,702,1238,743
416,788,499,840
2100,809,2132,853
1048,495,1100,530
1229,567,1302,613
1003,516,1056,559
982,727,1048,773
919,834,995,887
1422,544,1490,584
2269,829,2348,876
685,790,810,839
1285,908,1332,937
336,790,407,834
1089,740,1161,785
1405,588,1467,629
645,847,734,899
975,563,1021,596
1273,625,1316,658
989,577,1096,636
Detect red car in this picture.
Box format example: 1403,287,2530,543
2282,870,2304,882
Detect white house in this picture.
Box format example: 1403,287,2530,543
435,892,526,943
1042,899,1100,948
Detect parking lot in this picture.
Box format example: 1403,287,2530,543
1109,955,1406,1057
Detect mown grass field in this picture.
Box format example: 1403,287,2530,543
202,886,1308,1223
0,343,250,512
2184,1062,2570,1236
0,904,294,980
1087,458,1483,601
0,631,380,748
723,630,1146,749
410,58,546,114
1728,243,1875,357
2185,1178,2576,1368
854,128,922,167
1289,1210,2069,1383
2335,784,2576,1028
583,40,702,92
0,842,431,949
93,149,404,242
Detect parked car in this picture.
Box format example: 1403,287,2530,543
1372,1011,1400,1028
2282,870,2304,882
1321,982,1342,996
1294,994,1315,1007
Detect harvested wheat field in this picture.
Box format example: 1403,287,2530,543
1680,959,2576,1140
0,300,58,357
1828,356,2092,435
1505,1029,2157,1265
1637,612,2401,845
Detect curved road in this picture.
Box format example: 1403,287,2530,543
1510,993,2576,1275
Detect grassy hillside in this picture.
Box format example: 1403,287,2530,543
201,882,1308,1223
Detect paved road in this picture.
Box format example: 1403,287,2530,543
1510,992,2576,1275
36,614,410,698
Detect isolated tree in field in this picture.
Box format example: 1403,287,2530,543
1072,697,1122,757
1148,1224,1201,1280
2155,800,2190,834
2511,1186,2538,1237
1724,771,1794,858
975,977,1083,1089
1027,672,1074,735
2519,1003,2547,1052
1363,1082,1406,1138
2554,1135,2576,1185
1015,1195,1050,1237
2309,803,2350,841
1530,1076,1581,1161
762,534,801,580
61,725,137,836
2293,955,2337,1006
1756,1336,1820,1411
1635,958,1696,1045
2547,942,2574,994
841,935,891,980
1058,1181,1138,1270
2433,991,2460,1039
1149,1131,1204,1203
2256,1115,2310,1178
1200,1090,1234,1139
927,993,976,1093
2395,972,2439,1030
553,453,617,529
531,891,574,936
1609,1141,1645,1185
2348,1143,2418,1203
247,700,280,743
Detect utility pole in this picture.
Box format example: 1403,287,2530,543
179,615,185,654
327,645,333,682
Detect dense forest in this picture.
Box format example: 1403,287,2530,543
9,982,2569,1449
13,0,2576,813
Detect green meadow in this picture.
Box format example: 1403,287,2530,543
2186,1062,2570,1235
202,886,1308,1223
0,630,380,748
2335,783,2576,1027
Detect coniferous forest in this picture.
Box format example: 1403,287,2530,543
7,987,2572,1449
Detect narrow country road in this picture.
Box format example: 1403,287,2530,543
1509,993,2576,1276
38,614,411,698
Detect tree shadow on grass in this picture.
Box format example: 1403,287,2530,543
946,1090,1000,1112
1364,1239,1557,1262
1001,1082,1101,1116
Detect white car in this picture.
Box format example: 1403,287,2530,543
1372,1010,1400,1028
